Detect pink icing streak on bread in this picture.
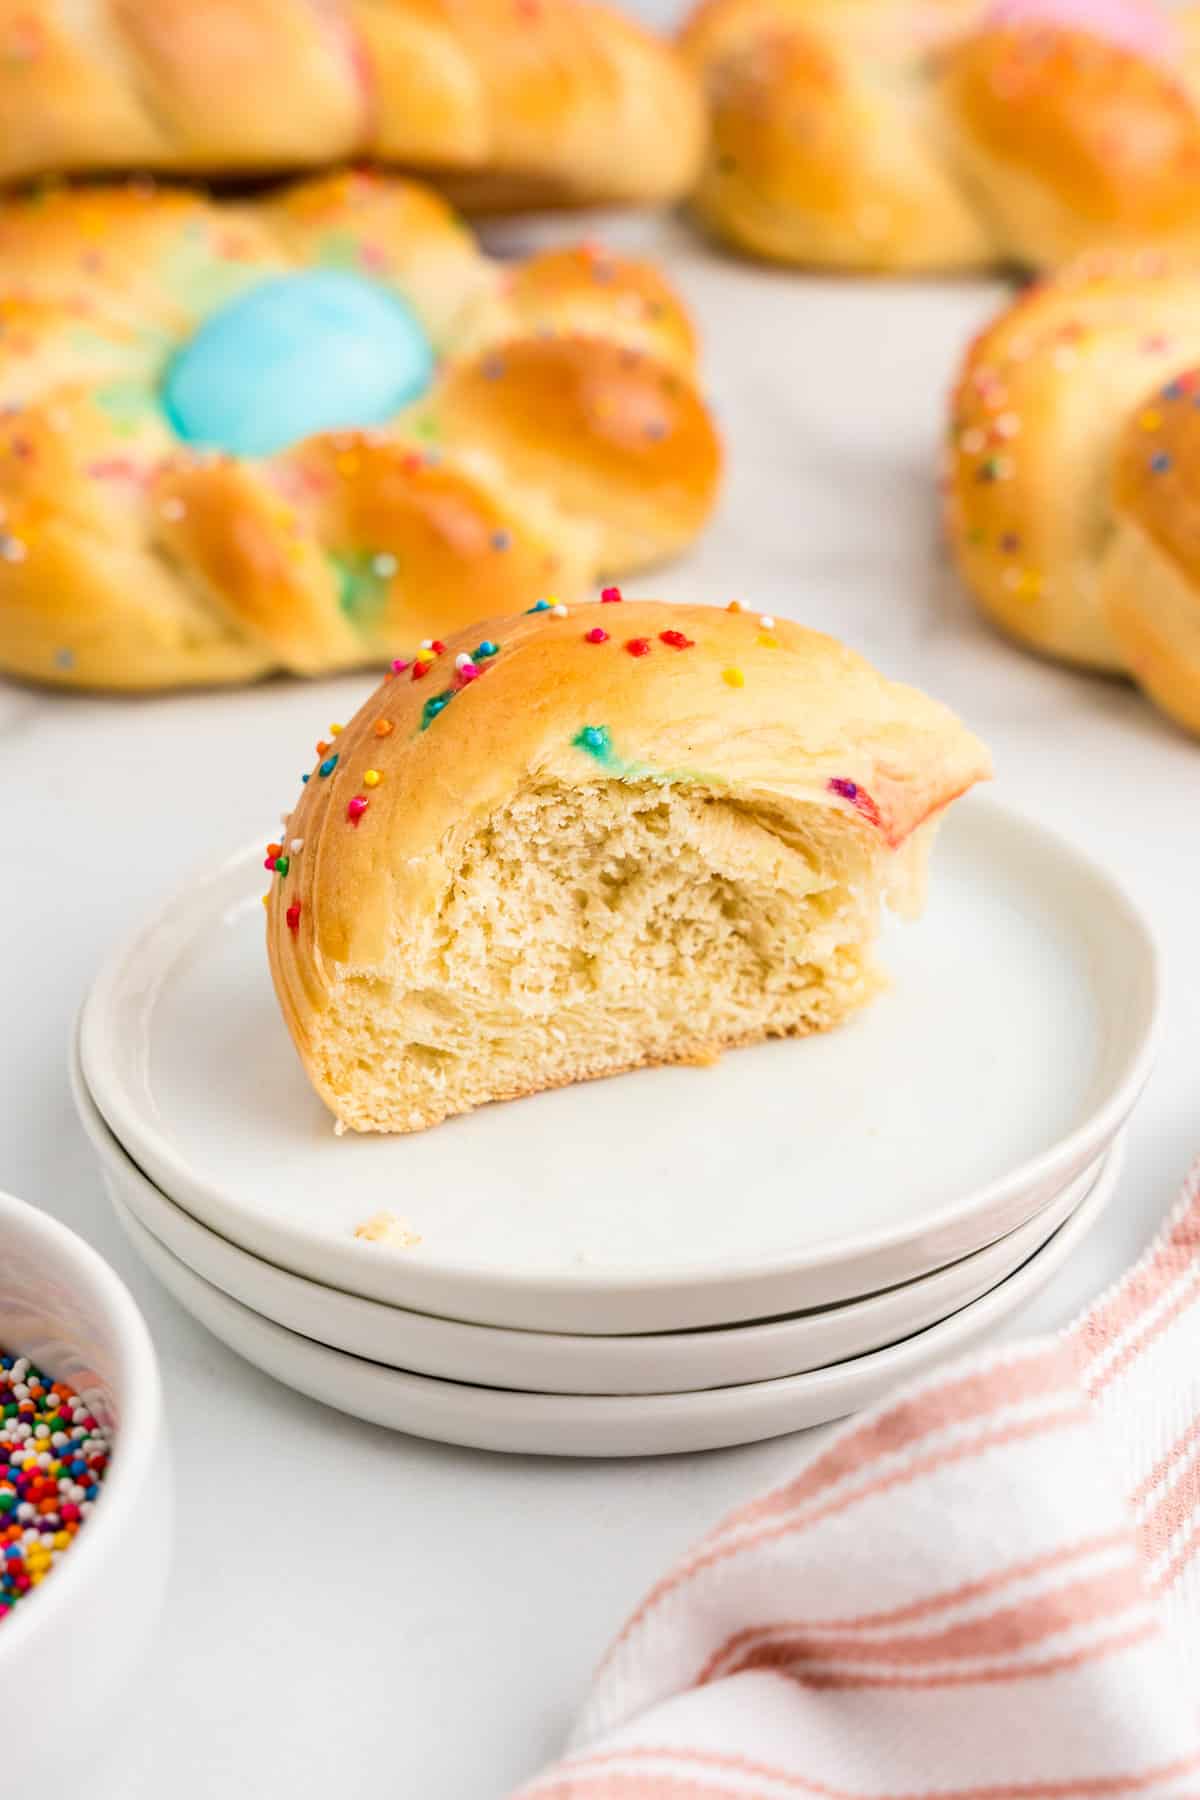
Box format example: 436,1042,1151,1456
984,0,1179,64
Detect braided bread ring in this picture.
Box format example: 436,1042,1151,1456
946,248,1200,736
680,0,1200,271
0,0,703,210
0,172,721,690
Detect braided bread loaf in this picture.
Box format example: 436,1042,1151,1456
0,171,721,691
0,1,703,210
680,0,1200,271
945,248,1200,737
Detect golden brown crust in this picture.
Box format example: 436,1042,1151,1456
1111,368,1200,578
0,185,288,330
1103,369,1200,733
0,0,703,209
0,390,274,688
681,0,1200,270
427,338,722,575
945,249,1200,733
0,171,720,691
688,12,992,270
503,248,700,370
264,598,991,1013
151,438,588,678
941,29,1200,261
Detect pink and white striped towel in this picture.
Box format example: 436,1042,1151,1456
514,1159,1200,1800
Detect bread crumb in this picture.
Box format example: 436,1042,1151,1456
353,1211,422,1249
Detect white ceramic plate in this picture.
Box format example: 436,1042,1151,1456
79,796,1157,1334
108,1146,1120,1457
75,1049,1115,1393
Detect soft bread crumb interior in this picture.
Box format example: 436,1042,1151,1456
312,781,923,1133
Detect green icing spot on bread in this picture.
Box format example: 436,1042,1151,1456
93,380,156,435
571,724,715,788
316,231,362,271
160,237,272,318
420,689,455,731
330,549,394,622
572,724,621,769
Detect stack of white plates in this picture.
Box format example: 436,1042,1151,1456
74,799,1158,1458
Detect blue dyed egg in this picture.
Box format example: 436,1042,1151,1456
162,270,434,459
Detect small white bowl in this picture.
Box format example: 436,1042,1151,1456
0,1188,170,1784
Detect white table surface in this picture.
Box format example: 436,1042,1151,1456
6,49,1200,1800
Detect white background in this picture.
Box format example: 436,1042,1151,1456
4,4,1200,1794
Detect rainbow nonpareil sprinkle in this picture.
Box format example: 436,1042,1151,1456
0,1350,112,1625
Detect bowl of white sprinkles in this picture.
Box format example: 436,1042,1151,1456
0,1188,170,1785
